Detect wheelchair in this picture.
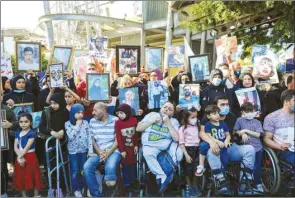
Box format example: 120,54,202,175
261,146,295,196
137,145,185,197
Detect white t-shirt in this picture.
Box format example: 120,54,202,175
19,61,39,71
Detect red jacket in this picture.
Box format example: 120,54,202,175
115,117,138,164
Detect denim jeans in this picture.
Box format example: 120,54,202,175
69,152,87,192
207,143,255,173
122,164,137,187
278,149,295,166
83,152,121,197
253,150,262,185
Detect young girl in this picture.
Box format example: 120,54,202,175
115,104,138,196
13,113,43,197
178,107,202,197
65,103,89,197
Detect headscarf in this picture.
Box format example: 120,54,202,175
11,75,26,91
210,69,223,82
117,103,132,121
49,93,68,131
1,76,8,90
69,103,84,125
50,93,66,110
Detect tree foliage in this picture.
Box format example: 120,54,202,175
181,1,295,58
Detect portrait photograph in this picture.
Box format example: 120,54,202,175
16,41,41,72
1,110,9,150
145,47,163,72
179,84,200,109
86,73,110,102
235,87,261,113
167,45,185,68
253,54,279,84
49,63,63,88
147,80,168,109
1,53,13,78
118,87,140,115
12,103,33,120
51,46,73,71
189,54,210,82
215,36,237,67
31,111,42,129
116,45,140,75
89,36,108,59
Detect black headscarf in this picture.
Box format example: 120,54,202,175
11,75,26,91
49,93,69,131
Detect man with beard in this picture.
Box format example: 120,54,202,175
83,102,121,197
179,85,199,109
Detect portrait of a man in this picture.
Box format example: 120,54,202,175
50,63,63,88
16,42,41,71
52,46,73,71
145,48,162,72
178,84,200,109
189,54,210,82
89,36,108,59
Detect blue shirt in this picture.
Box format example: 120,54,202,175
205,121,229,142
15,129,37,151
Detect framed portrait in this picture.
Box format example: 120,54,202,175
49,63,63,88
147,80,168,109
145,47,163,72
86,73,110,102
215,36,237,67
253,55,279,84
50,46,74,71
30,111,42,130
1,110,9,150
89,36,108,59
167,45,185,68
179,84,200,109
12,103,33,120
116,45,140,76
16,41,41,72
189,54,210,82
235,87,261,113
118,87,140,115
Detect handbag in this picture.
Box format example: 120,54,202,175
157,141,178,175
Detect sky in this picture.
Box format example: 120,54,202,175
1,1,44,31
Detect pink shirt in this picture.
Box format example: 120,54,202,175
178,125,200,147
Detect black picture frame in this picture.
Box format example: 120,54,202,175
50,45,74,71
189,54,211,83
1,110,9,150
116,45,140,76
86,73,110,102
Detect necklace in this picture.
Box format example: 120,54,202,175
15,93,25,104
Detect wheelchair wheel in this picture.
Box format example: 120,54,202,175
261,146,281,195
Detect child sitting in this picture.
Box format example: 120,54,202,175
195,105,231,194
234,102,264,192
115,104,138,196
178,107,202,197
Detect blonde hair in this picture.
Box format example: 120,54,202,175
119,74,133,88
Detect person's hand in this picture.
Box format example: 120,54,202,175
121,151,127,159
134,146,138,155
280,143,291,151
152,114,162,124
209,141,220,155
242,133,249,143
6,99,15,107
49,88,56,94
224,139,231,148
162,115,171,124
61,83,68,90
50,131,59,139
217,141,225,148
137,109,144,116
101,151,111,161
88,152,97,157
17,157,25,167
185,154,193,164
66,71,73,79
176,105,182,112
1,120,12,129
76,119,83,126
237,129,247,136
26,69,36,77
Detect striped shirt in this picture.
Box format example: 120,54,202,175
88,114,119,154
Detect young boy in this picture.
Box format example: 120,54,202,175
195,105,231,194
234,102,264,192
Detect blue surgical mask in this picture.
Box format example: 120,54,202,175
234,70,241,77
220,105,230,116
212,78,222,86
14,89,25,93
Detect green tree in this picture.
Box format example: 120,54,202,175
181,1,295,58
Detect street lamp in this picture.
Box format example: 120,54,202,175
210,28,218,69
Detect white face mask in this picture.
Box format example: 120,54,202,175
222,70,229,78
212,78,222,86
243,112,256,120
189,118,197,125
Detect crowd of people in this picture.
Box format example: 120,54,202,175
0,61,294,197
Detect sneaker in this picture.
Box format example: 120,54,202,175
191,185,202,197
256,184,264,193
184,184,191,197
1,193,8,198
238,184,259,196
74,190,82,197
159,172,174,194
195,165,205,176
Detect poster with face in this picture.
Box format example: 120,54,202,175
189,54,210,82
118,87,140,115
89,36,108,60
145,48,162,72
31,111,42,129
51,46,73,71
1,54,13,78
147,80,168,109
235,87,261,113
12,103,33,120
116,45,140,75
252,46,279,84
215,36,238,67
16,41,41,71
49,63,63,88
86,74,110,102
178,84,200,109
168,45,185,68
